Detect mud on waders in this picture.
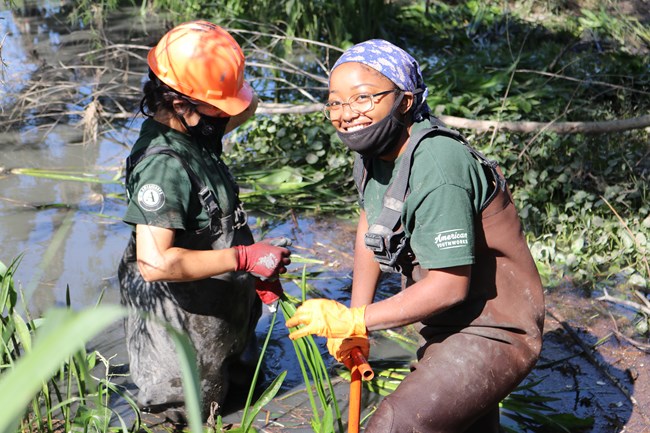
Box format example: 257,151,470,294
147,20,253,116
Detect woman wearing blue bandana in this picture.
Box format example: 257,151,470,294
286,40,545,432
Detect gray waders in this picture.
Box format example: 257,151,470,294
118,147,261,419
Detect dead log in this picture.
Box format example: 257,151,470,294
438,113,650,134
257,103,650,134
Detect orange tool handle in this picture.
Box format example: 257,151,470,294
348,365,362,433
347,347,374,433
350,347,374,381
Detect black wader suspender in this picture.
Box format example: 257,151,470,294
354,120,476,276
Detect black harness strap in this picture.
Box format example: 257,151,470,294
374,125,466,231
354,117,497,275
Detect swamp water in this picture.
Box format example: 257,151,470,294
1,3,649,432
0,0,398,412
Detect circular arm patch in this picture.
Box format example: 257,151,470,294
137,184,166,211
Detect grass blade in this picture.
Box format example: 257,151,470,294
0,306,125,433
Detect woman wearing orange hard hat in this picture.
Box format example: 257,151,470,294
118,21,291,422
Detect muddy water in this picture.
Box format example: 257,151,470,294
0,1,368,392
2,3,649,432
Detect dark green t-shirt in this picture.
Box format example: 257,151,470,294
363,120,492,269
123,119,238,231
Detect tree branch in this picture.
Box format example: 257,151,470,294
257,103,650,134
597,289,650,316
438,113,650,134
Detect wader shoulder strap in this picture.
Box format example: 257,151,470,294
374,123,469,231
125,147,222,218
362,119,472,275
353,154,371,207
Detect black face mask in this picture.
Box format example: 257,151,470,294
337,93,406,158
179,111,231,156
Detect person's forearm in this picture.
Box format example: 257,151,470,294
137,246,238,282
350,211,381,307
363,266,471,331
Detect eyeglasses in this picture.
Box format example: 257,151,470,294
323,89,400,120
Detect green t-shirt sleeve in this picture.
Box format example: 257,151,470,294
123,154,192,229
407,183,476,269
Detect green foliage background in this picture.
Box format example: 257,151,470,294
220,1,650,290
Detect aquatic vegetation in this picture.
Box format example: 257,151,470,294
0,258,140,433
279,266,344,433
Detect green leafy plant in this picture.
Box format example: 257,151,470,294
143,0,396,47
0,262,132,433
0,257,307,433
279,266,344,433
223,304,287,433
226,113,357,217
0,259,204,433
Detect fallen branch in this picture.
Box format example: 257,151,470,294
256,103,650,134
613,330,650,353
545,307,640,409
258,102,323,115
596,289,650,316
438,113,650,134
635,290,650,310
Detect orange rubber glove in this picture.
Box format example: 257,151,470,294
255,278,283,304
285,299,367,340
327,336,370,363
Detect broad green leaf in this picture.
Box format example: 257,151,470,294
0,306,125,433
11,168,120,184
11,312,31,352
241,371,287,432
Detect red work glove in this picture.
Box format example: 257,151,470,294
234,241,291,279
327,336,370,363
285,299,367,340
255,278,284,304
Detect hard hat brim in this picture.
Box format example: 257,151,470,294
207,81,254,116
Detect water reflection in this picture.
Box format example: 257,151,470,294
0,3,356,391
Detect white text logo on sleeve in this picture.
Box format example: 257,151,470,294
434,229,468,250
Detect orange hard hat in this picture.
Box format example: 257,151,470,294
147,20,253,116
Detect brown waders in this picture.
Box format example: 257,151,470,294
365,167,545,433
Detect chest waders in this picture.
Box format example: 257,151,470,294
356,119,545,433
118,147,261,417
354,117,487,279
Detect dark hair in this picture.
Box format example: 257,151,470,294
139,69,194,117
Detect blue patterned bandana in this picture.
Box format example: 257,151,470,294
331,39,430,121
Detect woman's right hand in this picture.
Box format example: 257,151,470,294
234,242,291,279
